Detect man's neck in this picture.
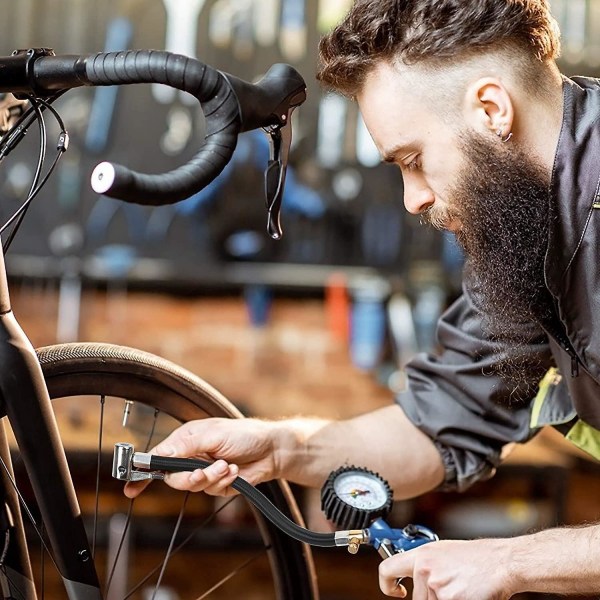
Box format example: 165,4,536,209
520,67,565,183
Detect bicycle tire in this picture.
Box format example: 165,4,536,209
22,341,318,600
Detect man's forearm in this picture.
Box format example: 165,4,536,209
508,524,600,595
271,404,445,498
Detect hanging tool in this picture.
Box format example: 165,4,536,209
316,94,347,168
153,0,207,105
253,0,279,47
317,0,353,34
209,0,233,49
232,0,255,61
355,112,381,167
280,0,307,62
85,17,133,154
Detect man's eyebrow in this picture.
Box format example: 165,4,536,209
381,144,413,164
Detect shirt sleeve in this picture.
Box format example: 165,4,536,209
396,285,555,492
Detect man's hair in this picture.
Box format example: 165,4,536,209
317,0,561,97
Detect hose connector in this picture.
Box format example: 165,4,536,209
334,529,369,554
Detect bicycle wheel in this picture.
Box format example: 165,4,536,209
12,342,319,600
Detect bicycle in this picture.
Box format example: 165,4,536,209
0,48,437,600
0,47,316,600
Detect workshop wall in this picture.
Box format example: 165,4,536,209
0,0,451,298
0,0,597,297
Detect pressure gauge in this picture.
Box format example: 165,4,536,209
321,466,393,530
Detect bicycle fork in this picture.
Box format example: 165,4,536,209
0,247,101,599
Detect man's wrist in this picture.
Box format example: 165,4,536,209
500,526,600,596
268,417,331,485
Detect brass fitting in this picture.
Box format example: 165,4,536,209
334,529,369,554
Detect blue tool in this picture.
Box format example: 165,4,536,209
321,465,438,556
84,18,133,154
368,519,438,558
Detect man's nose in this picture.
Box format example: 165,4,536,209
403,178,435,215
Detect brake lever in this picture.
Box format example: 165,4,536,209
264,118,293,240
222,64,306,240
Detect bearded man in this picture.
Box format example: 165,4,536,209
127,2,600,597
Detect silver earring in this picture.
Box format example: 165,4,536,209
496,127,512,143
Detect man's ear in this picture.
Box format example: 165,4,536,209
464,77,514,139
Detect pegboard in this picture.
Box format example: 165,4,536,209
0,0,454,292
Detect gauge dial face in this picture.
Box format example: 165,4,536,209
333,471,390,510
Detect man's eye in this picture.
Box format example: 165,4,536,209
406,156,421,171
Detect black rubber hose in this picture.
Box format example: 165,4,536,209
148,454,337,547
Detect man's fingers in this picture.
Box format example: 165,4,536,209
379,554,414,597
394,578,408,598
151,422,207,458
123,460,239,498
204,463,240,496
164,459,235,493
379,581,408,598
379,553,414,579
147,418,228,460
123,478,152,499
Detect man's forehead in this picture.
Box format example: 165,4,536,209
358,65,437,126
358,89,432,151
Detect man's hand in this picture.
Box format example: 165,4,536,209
124,417,279,498
0,94,27,137
379,538,514,599
123,404,446,499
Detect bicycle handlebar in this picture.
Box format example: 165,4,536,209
0,48,307,232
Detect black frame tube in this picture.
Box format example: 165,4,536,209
0,246,100,599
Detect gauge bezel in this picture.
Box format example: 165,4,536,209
321,465,393,530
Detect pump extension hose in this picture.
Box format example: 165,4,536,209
148,454,337,547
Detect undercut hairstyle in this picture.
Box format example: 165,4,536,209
317,0,561,97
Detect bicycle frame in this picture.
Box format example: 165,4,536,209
0,48,308,599
0,244,100,599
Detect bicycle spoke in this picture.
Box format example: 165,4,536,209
0,455,58,572
124,495,242,599
151,492,189,599
144,408,160,452
105,500,134,596
105,404,161,598
195,550,270,600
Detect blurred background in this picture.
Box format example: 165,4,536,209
0,0,599,598
0,0,460,333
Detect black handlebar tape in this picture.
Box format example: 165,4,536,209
0,51,307,206
148,454,336,548
35,51,241,205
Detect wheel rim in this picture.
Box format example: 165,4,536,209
5,344,318,599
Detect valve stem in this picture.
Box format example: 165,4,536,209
122,400,134,427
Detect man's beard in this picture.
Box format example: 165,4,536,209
423,130,555,399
